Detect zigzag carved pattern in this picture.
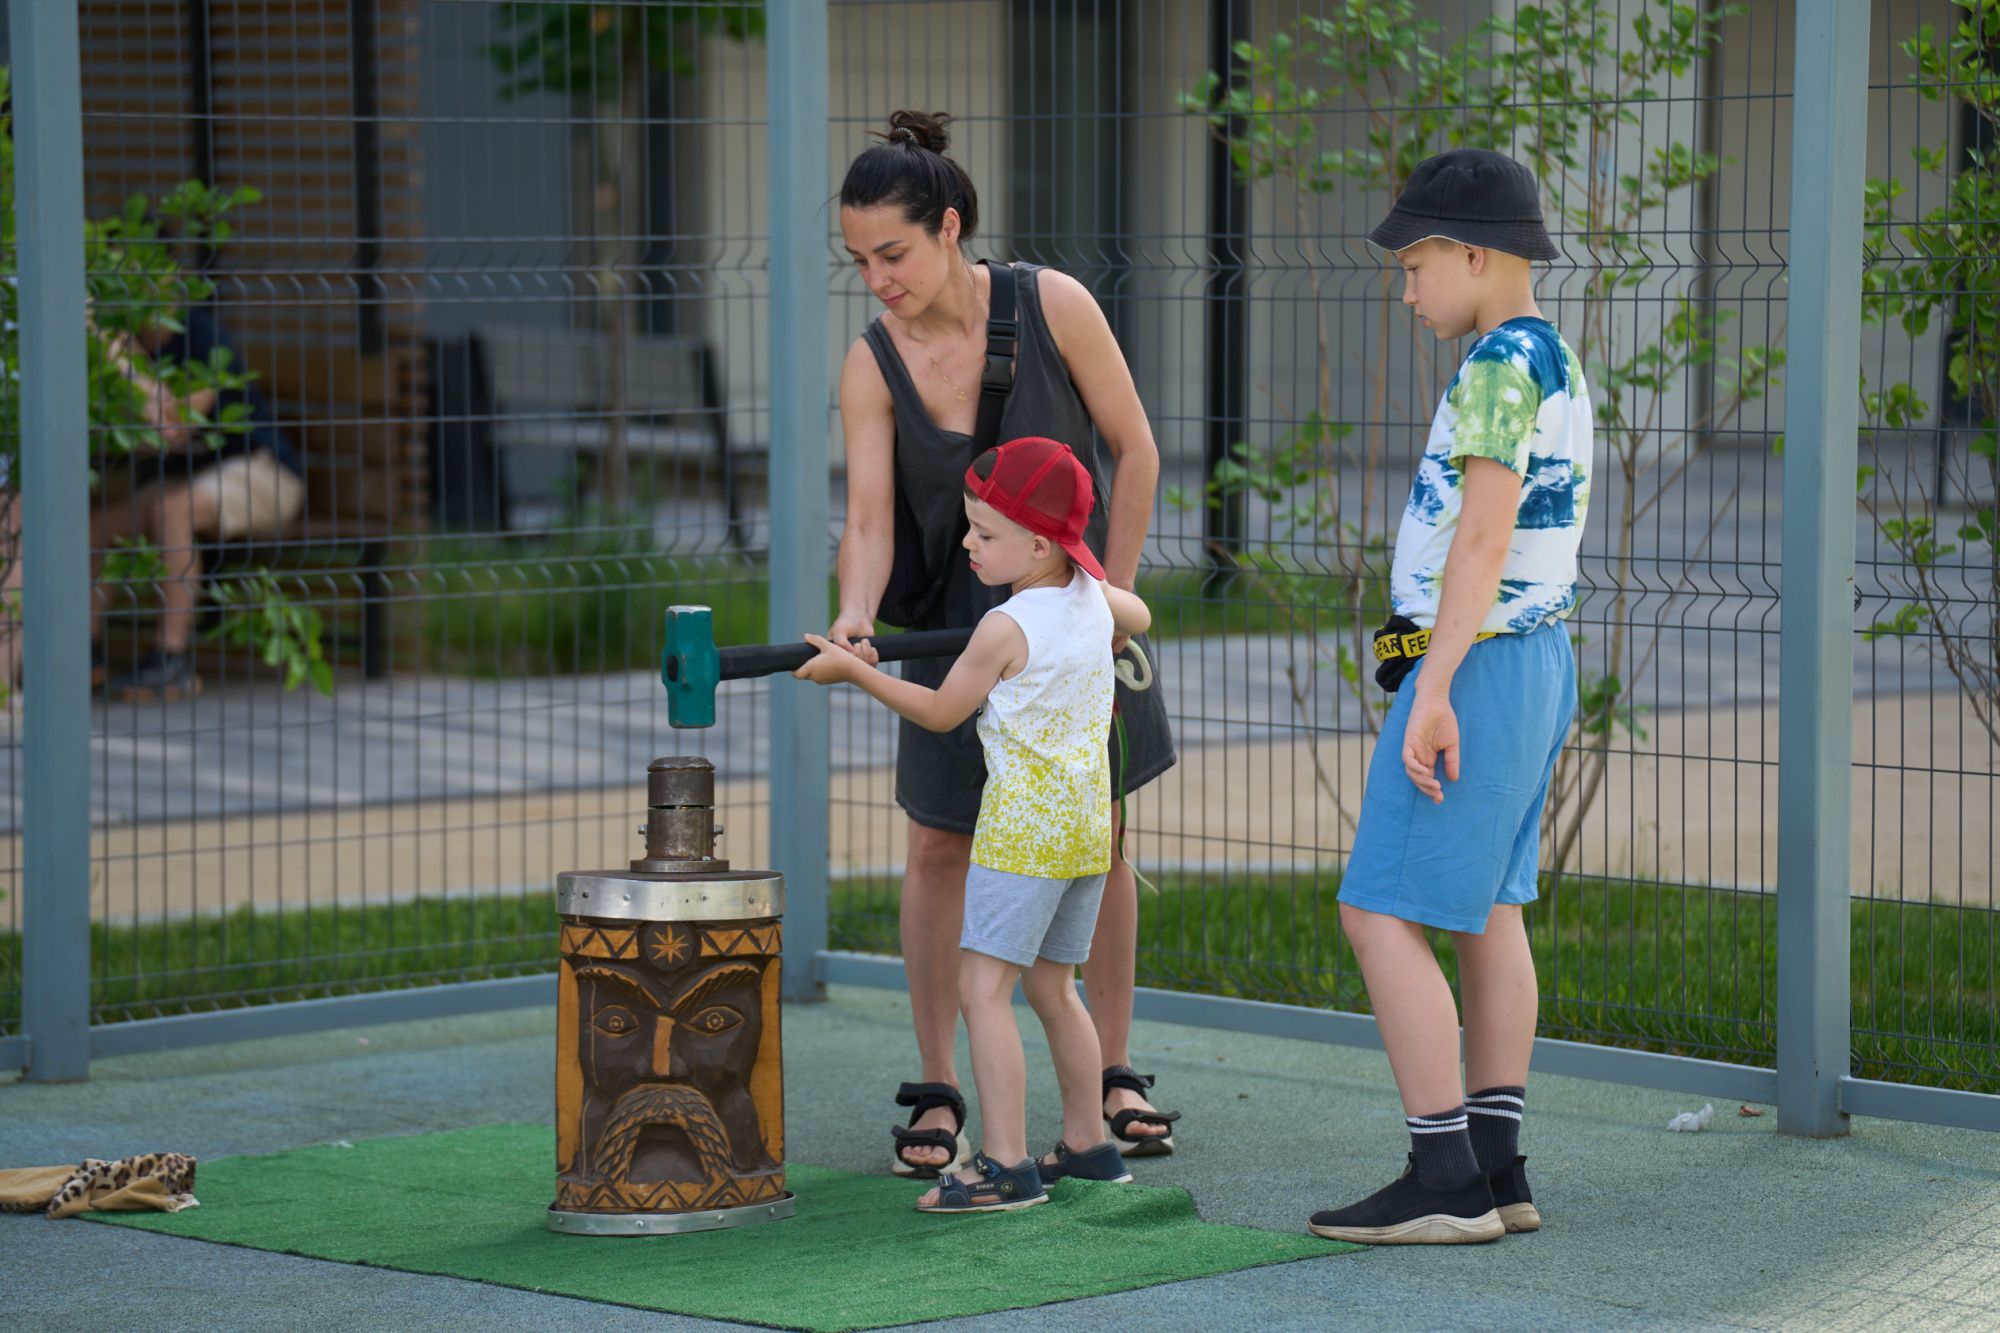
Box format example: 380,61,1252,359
556,1171,783,1213
698,924,781,957
560,924,640,960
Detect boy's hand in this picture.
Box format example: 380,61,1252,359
1402,688,1461,804
793,633,865,685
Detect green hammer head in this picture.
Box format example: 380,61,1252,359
662,604,723,729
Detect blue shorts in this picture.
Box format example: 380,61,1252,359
1337,622,1575,934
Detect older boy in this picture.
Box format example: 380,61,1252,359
1310,149,1591,1244
796,436,1152,1212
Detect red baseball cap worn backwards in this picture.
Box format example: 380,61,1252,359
963,436,1105,580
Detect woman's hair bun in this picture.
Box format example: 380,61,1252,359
841,109,979,242
885,110,952,154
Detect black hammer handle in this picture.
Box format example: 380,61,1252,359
719,627,976,681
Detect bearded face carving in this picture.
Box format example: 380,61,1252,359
555,917,785,1215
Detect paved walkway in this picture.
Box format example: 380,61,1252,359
28,683,1994,922
5,986,1998,1330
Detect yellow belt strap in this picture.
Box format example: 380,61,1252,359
1371,628,1499,663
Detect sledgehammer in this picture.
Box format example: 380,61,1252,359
662,604,973,728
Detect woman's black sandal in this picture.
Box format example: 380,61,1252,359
1102,1065,1181,1158
890,1081,972,1179
1038,1139,1134,1185
915,1152,1048,1214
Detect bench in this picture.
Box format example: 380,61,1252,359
468,324,743,545
220,346,430,679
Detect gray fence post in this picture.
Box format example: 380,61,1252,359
766,0,831,1003
1776,0,1869,1137
11,0,94,1082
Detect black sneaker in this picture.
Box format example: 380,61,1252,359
1488,1154,1540,1232
1309,1156,1504,1245
112,650,203,705
1037,1139,1134,1185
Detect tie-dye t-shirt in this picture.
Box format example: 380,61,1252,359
1391,317,1593,635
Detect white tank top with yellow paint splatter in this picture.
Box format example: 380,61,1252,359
970,569,1115,878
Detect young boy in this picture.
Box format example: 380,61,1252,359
1310,148,1590,1245
794,435,1152,1213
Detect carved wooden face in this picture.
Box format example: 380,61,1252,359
556,917,785,1213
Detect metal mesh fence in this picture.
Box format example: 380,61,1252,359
1853,0,1997,1091
819,0,1995,1095
2,0,773,1029
0,0,1991,1100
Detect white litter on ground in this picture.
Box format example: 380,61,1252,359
1668,1103,1715,1132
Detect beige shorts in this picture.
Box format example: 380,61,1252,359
188,451,305,540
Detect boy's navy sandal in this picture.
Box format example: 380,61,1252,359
1102,1065,1180,1157
1489,1154,1540,1232
1307,1155,1505,1245
914,1152,1048,1214
1037,1139,1134,1185
890,1081,972,1179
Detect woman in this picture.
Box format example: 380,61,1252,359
828,110,1180,1176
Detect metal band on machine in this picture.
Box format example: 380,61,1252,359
547,1193,797,1236
556,871,786,923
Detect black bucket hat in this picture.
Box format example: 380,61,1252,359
1368,148,1560,262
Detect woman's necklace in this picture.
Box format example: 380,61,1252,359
920,344,969,403
910,267,984,403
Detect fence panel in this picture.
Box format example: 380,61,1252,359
1,0,772,1041
0,0,1989,1116
819,0,1995,1105
1852,0,1998,1094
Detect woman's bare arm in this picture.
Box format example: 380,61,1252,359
832,336,897,646
1102,582,1152,639
1037,269,1160,593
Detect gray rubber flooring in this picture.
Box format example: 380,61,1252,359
4,986,1998,1331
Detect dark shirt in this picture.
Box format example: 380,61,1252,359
157,305,302,478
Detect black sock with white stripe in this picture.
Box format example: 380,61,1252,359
1406,1106,1479,1190
1466,1085,1525,1172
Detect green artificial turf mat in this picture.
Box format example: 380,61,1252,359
92,1123,1356,1330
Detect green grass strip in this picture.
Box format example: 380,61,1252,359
3,875,1990,1093
91,1123,1352,1331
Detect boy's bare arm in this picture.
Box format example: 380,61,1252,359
1401,456,1520,802
793,612,1024,733
1420,457,1519,691
1102,582,1151,639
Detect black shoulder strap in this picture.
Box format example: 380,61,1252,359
973,260,1018,452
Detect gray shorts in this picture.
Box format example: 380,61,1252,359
960,864,1109,968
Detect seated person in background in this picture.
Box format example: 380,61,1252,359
93,303,305,704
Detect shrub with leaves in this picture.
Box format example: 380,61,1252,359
0,65,331,698
1859,0,1999,745
1180,1,1778,871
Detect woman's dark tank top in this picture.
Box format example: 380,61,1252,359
863,262,1105,634
861,262,1175,827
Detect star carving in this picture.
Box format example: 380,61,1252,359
645,924,693,969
